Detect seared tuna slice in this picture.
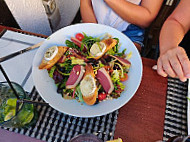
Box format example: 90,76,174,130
109,55,131,67
68,48,88,62
71,37,87,51
96,67,114,94
66,65,85,89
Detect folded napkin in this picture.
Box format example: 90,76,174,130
0,30,44,92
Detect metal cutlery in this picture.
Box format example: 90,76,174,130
0,41,44,63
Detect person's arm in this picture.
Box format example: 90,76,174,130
80,0,97,23
104,0,163,28
157,0,190,82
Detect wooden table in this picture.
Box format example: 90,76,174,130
0,25,168,142
114,58,167,142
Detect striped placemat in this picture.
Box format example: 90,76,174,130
163,77,189,141
1,88,119,142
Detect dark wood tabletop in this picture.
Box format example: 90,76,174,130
0,25,168,142
114,58,167,142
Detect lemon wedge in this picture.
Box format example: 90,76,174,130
6,98,17,107
4,98,17,121
4,111,15,121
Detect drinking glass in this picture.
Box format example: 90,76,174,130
0,82,38,128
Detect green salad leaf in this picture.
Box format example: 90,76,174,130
75,85,84,102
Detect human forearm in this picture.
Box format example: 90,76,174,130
158,19,190,81
159,0,190,54
157,0,190,82
104,0,163,28
159,18,186,55
80,0,97,23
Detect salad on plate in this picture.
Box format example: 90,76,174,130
38,33,132,106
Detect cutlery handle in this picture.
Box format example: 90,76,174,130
25,41,44,51
0,41,44,63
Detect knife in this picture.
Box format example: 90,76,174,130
0,41,44,63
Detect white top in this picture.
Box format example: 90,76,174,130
91,0,141,31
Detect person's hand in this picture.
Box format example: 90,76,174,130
157,46,190,82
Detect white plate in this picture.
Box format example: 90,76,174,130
32,23,143,117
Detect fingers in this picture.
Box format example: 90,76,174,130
177,48,190,78
157,47,190,82
157,58,167,77
169,52,186,82
162,57,176,78
157,53,176,78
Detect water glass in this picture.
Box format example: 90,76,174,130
0,82,38,128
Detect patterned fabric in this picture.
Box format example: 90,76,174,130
1,87,118,142
163,77,188,141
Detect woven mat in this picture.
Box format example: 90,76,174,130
163,77,189,141
1,88,118,142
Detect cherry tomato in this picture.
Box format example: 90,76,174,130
120,73,128,82
98,93,107,101
75,33,84,41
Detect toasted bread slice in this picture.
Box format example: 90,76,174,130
83,88,98,105
80,64,98,105
39,46,68,69
90,38,117,60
